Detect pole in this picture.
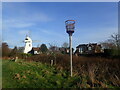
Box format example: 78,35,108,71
69,34,72,77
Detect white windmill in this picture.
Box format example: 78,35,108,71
23,35,32,53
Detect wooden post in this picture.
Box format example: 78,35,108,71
15,57,18,62
51,60,53,66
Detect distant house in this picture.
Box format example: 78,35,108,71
75,43,104,56
59,47,74,54
17,47,24,53
30,47,41,55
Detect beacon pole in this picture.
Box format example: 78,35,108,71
65,20,75,77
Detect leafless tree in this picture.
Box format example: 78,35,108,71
48,43,60,65
49,43,59,53
100,33,120,49
110,33,120,49
61,42,68,48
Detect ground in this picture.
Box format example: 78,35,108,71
2,59,120,88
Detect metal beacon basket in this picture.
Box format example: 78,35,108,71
65,20,75,35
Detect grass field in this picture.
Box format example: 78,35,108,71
2,59,80,88
2,59,120,88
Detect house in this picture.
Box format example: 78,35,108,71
18,47,24,53
75,43,104,56
29,47,41,55
59,47,74,54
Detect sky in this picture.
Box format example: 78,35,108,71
2,2,118,49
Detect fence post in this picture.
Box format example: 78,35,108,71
51,60,53,66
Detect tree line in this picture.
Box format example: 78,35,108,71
1,41,69,58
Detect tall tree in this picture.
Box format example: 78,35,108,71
2,42,11,57
40,44,48,53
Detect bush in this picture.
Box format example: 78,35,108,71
104,49,120,58
26,54,120,87
18,53,33,59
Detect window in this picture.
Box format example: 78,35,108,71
88,47,92,50
79,48,83,53
25,38,28,40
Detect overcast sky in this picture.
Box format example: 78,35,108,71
2,2,118,48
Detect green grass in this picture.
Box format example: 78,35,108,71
2,59,119,88
2,59,79,88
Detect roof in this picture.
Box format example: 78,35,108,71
76,43,98,48
32,47,40,51
76,44,88,48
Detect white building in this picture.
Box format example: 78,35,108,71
23,36,32,54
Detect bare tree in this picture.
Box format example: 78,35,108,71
62,42,68,48
49,43,59,53
100,33,120,49
110,33,120,49
100,42,115,49
48,43,60,65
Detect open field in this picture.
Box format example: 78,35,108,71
2,59,78,88
2,56,120,88
27,54,120,88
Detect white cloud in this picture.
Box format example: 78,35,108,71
11,23,34,28
18,30,30,35
3,19,35,29
73,27,118,44
28,13,52,22
41,29,66,39
2,12,53,29
87,27,117,40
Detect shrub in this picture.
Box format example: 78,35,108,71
26,54,120,87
